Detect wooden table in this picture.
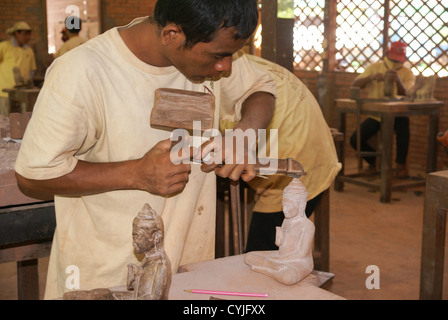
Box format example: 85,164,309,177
420,170,448,300
2,88,40,113
334,98,443,203
0,169,55,300
109,254,344,300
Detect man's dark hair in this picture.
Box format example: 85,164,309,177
154,0,258,48
65,16,82,34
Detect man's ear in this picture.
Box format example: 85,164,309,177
160,23,185,47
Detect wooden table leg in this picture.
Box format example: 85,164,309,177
420,171,448,299
334,111,346,192
379,114,394,203
313,188,330,272
426,111,439,173
17,259,39,300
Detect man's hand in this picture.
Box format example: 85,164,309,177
385,69,400,82
134,139,192,196
370,73,385,81
197,132,256,182
196,91,275,182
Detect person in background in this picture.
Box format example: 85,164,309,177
54,16,87,58
0,21,36,116
220,51,341,252
60,27,69,43
349,41,415,178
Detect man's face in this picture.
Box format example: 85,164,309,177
61,28,69,42
15,30,32,47
168,27,247,82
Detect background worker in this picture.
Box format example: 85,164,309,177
15,0,275,300
60,27,69,43
220,51,341,252
54,16,87,58
0,21,36,116
349,41,415,177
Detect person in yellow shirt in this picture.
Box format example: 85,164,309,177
0,21,36,116
221,51,341,252
350,41,415,177
55,16,87,58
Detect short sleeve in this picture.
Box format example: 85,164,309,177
15,56,99,180
219,53,276,123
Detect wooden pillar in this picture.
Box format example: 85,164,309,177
261,0,294,72
313,189,330,272
420,171,448,300
382,0,390,56
322,0,336,73
318,0,337,127
260,0,277,63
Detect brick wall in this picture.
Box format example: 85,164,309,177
295,69,448,177
101,0,156,31
0,0,47,43
0,0,158,42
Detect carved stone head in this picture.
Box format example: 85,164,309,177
282,178,307,219
132,204,164,254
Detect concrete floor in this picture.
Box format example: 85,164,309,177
1,159,447,300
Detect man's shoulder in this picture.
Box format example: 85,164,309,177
0,39,12,49
61,30,115,61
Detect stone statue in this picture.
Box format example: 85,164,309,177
406,75,437,101
244,178,315,285
63,203,172,300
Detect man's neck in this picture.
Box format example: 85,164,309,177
119,18,172,67
12,37,26,48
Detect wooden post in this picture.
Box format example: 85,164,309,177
318,0,338,126
313,188,330,272
379,113,394,203
420,171,448,300
261,0,277,63
261,0,294,71
383,0,390,56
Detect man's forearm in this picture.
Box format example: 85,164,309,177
352,76,372,89
235,91,275,132
15,159,140,200
15,139,193,200
207,91,275,182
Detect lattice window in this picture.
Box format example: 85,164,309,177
335,0,384,73
293,0,448,77
293,0,325,71
389,0,448,77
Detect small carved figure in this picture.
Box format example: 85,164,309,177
63,203,171,300
119,203,172,300
416,75,436,101
406,75,436,101
244,178,315,285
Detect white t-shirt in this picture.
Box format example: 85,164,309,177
15,17,275,299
